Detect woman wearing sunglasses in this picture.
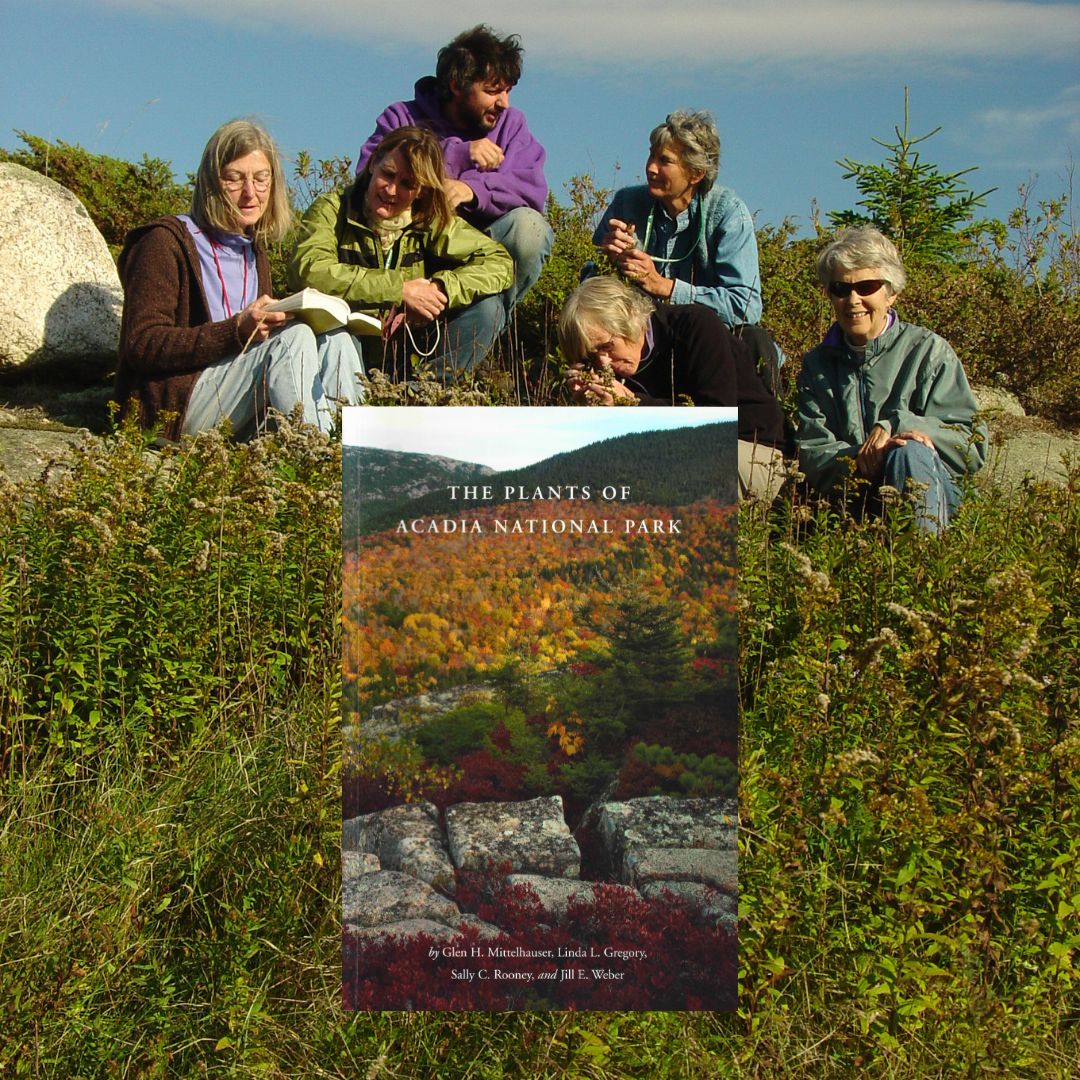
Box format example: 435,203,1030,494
797,226,986,534
116,118,364,440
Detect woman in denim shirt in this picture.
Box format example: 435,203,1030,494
592,110,762,330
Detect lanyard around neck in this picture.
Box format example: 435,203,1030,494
642,194,704,265
208,237,251,318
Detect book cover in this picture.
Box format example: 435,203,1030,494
342,407,739,1011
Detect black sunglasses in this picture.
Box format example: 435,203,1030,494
828,279,887,298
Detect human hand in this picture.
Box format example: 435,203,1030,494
856,424,895,478
401,278,447,322
237,295,288,344
445,178,476,210
598,218,638,259
468,138,504,170
618,249,673,299
565,364,638,406
894,430,936,451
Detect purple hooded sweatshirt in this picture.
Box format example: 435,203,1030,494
355,76,548,226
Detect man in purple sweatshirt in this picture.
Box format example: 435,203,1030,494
355,25,553,366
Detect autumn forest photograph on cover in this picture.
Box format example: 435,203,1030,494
341,409,739,1010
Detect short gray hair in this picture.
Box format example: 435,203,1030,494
558,277,655,365
816,226,907,294
649,110,720,193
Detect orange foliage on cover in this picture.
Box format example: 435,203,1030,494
343,500,735,715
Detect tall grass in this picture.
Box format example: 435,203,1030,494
0,421,740,1077
738,471,1080,1075
1,419,1076,1076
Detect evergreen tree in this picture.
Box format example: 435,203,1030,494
583,585,696,729
828,90,995,262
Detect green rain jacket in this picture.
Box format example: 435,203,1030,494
288,179,514,317
797,317,987,494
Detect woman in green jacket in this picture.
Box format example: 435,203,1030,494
797,226,986,535
289,126,514,382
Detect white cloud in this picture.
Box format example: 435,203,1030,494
975,85,1080,140
951,85,1080,171
96,0,1080,67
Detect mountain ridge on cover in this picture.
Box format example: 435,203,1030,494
345,422,738,540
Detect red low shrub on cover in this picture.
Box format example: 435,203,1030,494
342,774,398,818
343,870,736,1011
611,749,663,801
637,695,738,759
430,748,527,807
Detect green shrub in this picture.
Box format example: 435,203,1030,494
497,708,553,792
631,742,738,798
737,466,1080,1073
1,131,190,255
898,257,1080,425
414,701,510,765
514,172,614,393
266,150,356,297
0,414,341,782
756,218,830,388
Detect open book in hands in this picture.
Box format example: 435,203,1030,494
264,289,382,337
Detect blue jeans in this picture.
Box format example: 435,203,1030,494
882,440,962,535
183,324,365,438
428,207,554,380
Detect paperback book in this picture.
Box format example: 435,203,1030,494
264,287,382,336
341,407,739,1011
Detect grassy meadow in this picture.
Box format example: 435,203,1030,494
0,133,1078,1075
0,416,1076,1076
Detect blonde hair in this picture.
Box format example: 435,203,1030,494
191,118,291,245
816,226,908,294
558,276,655,364
359,127,454,234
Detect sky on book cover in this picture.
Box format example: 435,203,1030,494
343,406,737,471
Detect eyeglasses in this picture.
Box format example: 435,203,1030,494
827,279,887,298
220,171,272,193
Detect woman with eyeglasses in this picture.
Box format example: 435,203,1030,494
557,276,787,503
797,226,986,534
116,118,364,440
289,126,514,383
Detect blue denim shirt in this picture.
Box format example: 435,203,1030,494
592,183,762,327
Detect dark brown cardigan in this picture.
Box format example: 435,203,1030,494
115,216,271,441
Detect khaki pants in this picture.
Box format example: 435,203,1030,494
738,441,786,504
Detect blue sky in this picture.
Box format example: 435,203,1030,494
1,1,1078,234
342,406,735,469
